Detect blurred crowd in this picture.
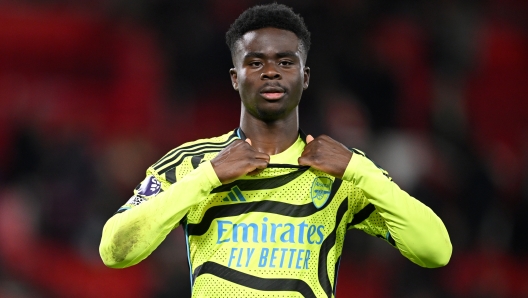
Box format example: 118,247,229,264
0,0,527,297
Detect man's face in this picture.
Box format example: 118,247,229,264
230,27,310,122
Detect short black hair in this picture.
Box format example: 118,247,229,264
226,3,311,60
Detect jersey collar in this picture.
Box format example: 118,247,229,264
234,127,308,144
234,127,308,168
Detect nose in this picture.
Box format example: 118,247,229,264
260,64,282,80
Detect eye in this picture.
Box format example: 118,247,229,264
248,61,263,67
279,60,294,66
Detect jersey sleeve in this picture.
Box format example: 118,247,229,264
343,149,452,268
115,167,172,214
347,191,395,246
99,160,221,269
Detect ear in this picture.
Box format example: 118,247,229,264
229,68,238,91
303,67,310,90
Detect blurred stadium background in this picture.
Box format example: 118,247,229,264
0,0,527,297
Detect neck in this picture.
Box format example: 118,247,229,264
240,108,299,156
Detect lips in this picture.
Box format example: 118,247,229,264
259,85,286,100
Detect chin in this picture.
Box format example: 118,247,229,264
256,108,288,122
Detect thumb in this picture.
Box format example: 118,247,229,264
306,134,314,143
246,138,252,146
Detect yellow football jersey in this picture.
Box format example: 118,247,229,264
100,129,451,298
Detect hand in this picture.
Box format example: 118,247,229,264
298,134,353,178
211,139,270,184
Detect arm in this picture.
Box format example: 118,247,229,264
99,139,269,269
99,161,221,268
343,150,452,268
299,135,452,268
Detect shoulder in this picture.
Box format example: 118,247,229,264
148,130,239,177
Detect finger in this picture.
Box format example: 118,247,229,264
254,152,271,162
306,134,314,143
246,138,252,146
247,161,268,176
247,168,264,176
298,155,312,166
247,159,269,175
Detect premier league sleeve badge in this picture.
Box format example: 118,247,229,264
121,175,163,210
137,176,162,197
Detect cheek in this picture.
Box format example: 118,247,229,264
291,71,306,91
237,70,253,87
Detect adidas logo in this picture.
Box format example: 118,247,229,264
222,186,246,202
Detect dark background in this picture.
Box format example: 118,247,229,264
0,0,527,297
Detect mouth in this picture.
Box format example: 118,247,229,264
260,92,285,100
259,85,286,100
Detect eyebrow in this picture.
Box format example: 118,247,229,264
276,51,298,58
244,52,265,59
244,51,299,59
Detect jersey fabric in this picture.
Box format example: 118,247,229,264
100,129,452,298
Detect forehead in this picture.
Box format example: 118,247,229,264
234,27,302,59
